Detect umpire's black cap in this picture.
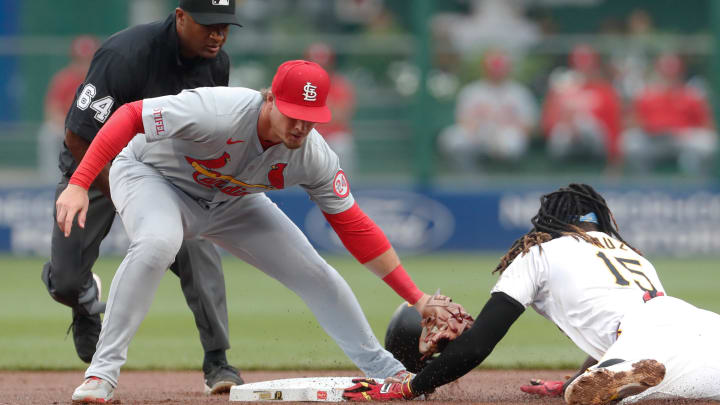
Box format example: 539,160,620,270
179,0,242,27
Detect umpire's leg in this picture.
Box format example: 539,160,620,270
169,239,230,355
42,177,114,316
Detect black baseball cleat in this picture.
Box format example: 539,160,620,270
203,361,244,395
68,309,101,363
564,359,666,405
67,273,103,363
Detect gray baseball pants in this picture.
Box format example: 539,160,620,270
42,175,230,352
85,154,403,386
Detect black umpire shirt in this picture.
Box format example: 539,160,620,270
60,12,231,177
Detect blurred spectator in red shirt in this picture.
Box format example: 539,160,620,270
438,49,538,172
541,44,622,168
38,35,99,183
622,53,717,176
305,42,357,174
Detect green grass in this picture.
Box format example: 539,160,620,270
1,254,718,371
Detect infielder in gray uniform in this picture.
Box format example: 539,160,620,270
42,0,243,395
57,60,470,403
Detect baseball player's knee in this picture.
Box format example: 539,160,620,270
47,272,90,307
131,233,183,266
276,261,336,293
304,264,345,290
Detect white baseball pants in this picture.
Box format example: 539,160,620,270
601,295,720,402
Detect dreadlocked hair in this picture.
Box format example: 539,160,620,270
493,183,641,274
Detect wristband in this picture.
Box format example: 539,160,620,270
382,264,423,305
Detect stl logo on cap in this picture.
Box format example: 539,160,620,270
212,0,230,5
271,60,331,123
303,82,318,102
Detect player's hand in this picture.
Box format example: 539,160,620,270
414,290,474,358
56,184,90,237
342,375,415,401
520,379,564,397
414,291,473,328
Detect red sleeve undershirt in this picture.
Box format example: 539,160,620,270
69,101,144,190
324,202,423,304
323,202,391,264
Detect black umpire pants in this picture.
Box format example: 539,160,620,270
41,175,230,352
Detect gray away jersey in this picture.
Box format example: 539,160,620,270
126,86,353,213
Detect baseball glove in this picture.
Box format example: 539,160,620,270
418,291,474,359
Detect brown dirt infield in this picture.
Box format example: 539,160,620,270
0,369,714,405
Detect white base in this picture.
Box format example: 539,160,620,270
229,376,382,402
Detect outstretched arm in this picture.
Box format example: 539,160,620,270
410,292,524,395
323,202,427,305
323,201,474,362
343,291,525,401
56,100,144,236
323,202,465,318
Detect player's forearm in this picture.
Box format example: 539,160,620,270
323,202,390,262
65,130,111,198
69,101,144,190
362,247,399,278
411,292,524,394
365,249,425,305
324,203,424,304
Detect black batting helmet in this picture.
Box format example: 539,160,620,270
384,302,431,373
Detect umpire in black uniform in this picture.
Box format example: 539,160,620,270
41,0,243,395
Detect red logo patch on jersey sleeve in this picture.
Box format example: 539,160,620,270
332,170,350,198
316,391,327,400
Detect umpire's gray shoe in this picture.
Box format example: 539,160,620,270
204,362,244,395
564,359,666,405
71,376,114,403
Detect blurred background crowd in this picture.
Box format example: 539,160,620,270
1,0,719,187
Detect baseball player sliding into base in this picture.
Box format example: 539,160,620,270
343,184,720,404
56,60,471,404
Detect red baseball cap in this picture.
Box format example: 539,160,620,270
271,60,331,123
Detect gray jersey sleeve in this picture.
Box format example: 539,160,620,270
141,87,220,142
300,132,355,214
